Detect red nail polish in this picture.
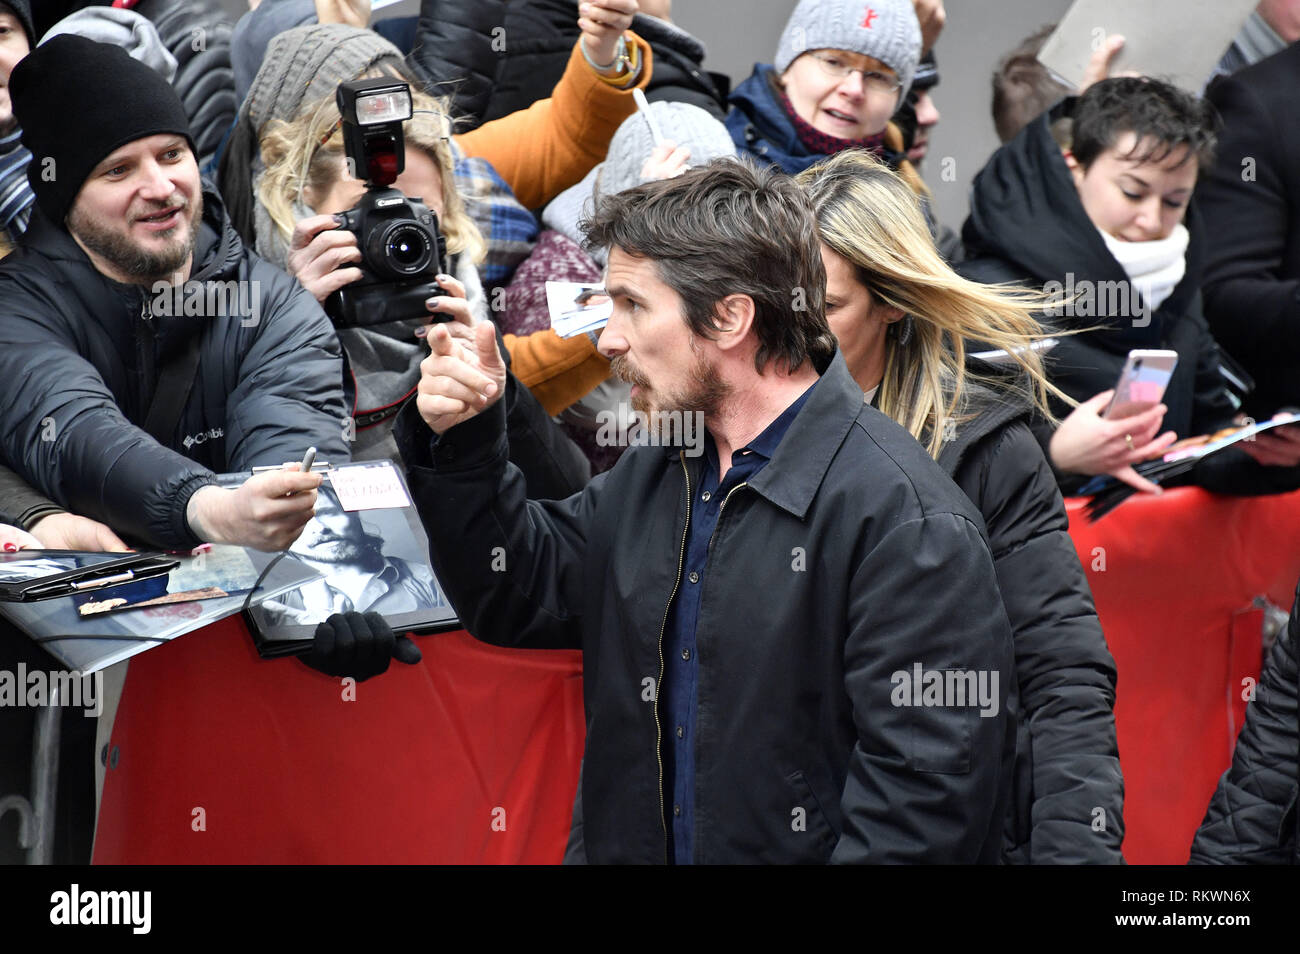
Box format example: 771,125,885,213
3,543,18,552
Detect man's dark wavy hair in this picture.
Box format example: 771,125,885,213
581,157,837,376
1071,76,1220,172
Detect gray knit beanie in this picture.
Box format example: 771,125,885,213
773,0,922,97
42,8,179,84
245,23,405,134
543,102,736,265
599,101,737,198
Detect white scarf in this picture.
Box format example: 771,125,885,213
1097,223,1189,313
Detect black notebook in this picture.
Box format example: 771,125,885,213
0,551,178,603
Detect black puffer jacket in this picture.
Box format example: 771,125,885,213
959,97,1300,498
1189,580,1300,864
397,350,1017,863
410,1,726,129
0,185,349,550
409,0,507,127
937,382,1123,863
136,0,238,171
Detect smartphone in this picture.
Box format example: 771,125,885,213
1104,349,1178,419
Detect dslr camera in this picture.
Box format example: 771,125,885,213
324,78,447,328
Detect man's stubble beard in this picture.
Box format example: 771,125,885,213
67,192,203,286
612,345,729,438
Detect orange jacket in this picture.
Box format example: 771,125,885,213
456,34,654,209
453,37,652,414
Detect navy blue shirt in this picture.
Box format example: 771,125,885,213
661,380,818,864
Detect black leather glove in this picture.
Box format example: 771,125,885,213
302,612,422,681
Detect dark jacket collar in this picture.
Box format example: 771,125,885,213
935,379,1032,477
714,349,863,520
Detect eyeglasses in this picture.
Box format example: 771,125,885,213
809,51,902,96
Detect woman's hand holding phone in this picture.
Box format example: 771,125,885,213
1050,389,1177,494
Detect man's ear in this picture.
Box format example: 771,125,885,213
713,294,755,352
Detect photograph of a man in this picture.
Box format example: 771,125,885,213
256,482,452,635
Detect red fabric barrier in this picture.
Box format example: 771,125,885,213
1066,487,1300,865
93,619,584,864
94,487,1300,864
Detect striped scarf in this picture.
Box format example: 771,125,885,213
0,126,34,242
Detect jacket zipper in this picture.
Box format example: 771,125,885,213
709,483,749,553
654,451,692,863
137,293,157,412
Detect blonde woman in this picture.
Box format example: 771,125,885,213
221,17,651,431
256,83,501,463
241,20,640,486
798,149,1124,864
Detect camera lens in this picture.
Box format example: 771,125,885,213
370,221,434,277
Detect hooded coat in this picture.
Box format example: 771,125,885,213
407,1,727,128
958,98,1300,497
0,184,350,549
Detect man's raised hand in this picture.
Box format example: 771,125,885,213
416,322,507,435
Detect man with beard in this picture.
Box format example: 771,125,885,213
395,159,1017,864
0,36,349,552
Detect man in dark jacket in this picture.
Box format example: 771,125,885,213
396,159,1017,864
0,36,348,551
1198,42,1300,419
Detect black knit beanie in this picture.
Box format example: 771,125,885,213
10,35,194,226
0,1,34,48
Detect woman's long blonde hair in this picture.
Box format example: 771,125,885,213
258,68,485,265
797,149,1071,458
